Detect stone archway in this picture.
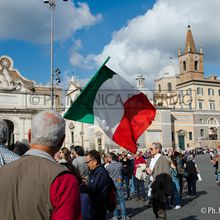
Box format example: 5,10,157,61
4,119,14,150
209,127,218,140
207,117,218,140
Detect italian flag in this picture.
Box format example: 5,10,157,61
64,58,156,153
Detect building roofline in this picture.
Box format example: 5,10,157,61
177,79,220,87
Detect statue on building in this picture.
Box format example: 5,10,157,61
0,57,22,91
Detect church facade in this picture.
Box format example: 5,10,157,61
155,26,220,150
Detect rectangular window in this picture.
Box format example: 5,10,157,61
198,100,203,110
197,87,203,95
209,101,215,110
218,89,220,96
208,88,214,96
189,132,193,140
200,129,204,137
186,88,192,95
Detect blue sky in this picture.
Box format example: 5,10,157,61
0,0,220,89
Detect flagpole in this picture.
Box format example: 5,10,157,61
50,0,55,109
103,56,110,65
44,0,69,109
95,56,110,73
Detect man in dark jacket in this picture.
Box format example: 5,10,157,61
185,155,198,197
85,150,112,220
121,153,133,200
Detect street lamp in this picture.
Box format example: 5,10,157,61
95,131,103,152
55,68,61,85
43,0,68,109
80,130,84,147
69,122,75,145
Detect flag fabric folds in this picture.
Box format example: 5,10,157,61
64,58,156,153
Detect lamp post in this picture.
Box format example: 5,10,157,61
95,131,103,152
80,130,84,147
43,0,68,109
69,122,75,145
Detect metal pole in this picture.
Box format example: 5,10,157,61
50,0,55,109
44,0,68,109
81,135,84,147
80,124,84,147
71,131,74,145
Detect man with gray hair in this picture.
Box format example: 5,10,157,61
0,119,20,167
0,110,82,220
146,142,172,220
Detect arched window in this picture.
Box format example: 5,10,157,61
158,84,161,92
183,61,186,71
167,82,172,91
3,119,14,149
194,61,198,71
208,117,218,125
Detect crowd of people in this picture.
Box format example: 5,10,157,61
0,110,219,220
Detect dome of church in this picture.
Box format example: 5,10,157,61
157,58,179,79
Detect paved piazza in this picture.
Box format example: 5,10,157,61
107,154,220,220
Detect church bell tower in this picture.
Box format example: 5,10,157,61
178,25,204,83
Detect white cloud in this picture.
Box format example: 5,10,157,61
71,0,220,88
69,51,96,70
69,39,96,70
0,0,102,44
73,39,83,50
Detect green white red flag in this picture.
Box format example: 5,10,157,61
64,58,156,153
